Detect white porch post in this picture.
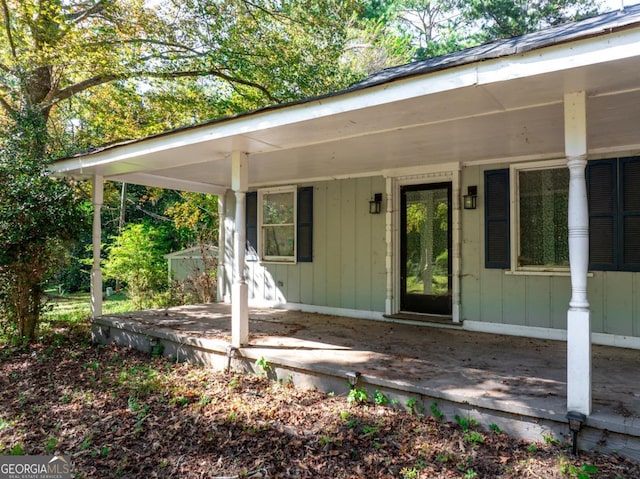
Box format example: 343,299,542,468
91,175,104,318
217,193,227,303
385,177,394,314
231,152,249,347
565,91,591,415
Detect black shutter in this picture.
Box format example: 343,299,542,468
484,169,510,269
297,186,313,262
621,157,640,270
245,192,258,259
587,159,617,270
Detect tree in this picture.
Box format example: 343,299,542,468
0,0,364,152
363,0,600,61
457,0,599,43
0,0,364,340
0,109,86,340
102,223,171,309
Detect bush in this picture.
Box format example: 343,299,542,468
102,223,170,309
0,109,86,341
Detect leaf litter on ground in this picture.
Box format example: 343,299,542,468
0,327,639,478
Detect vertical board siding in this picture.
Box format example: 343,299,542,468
340,179,357,310
355,178,373,311
225,177,386,313
461,166,482,320
462,164,640,337
312,183,328,306
604,272,634,335
325,180,342,307
503,275,526,326
525,276,551,328
549,276,570,330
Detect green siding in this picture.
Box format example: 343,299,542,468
225,177,386,313
461,164,640,337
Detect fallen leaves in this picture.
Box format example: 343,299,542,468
0,333,639,478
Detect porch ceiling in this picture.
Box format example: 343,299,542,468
50,25,640,192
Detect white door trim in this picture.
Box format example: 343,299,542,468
385,165,461,321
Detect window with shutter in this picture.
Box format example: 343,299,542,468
484,157,640,273
245,186,313,263
484,169,510,269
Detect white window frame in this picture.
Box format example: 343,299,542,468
510,159,570,273
258,186,297,263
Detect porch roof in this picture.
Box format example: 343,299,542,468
50,5,640,192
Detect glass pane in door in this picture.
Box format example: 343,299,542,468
401,184,451,314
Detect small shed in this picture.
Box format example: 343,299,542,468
164,245,218,283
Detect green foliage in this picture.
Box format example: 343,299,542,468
347,387,369,405
489,423,503,434
543,433,561,445
374,389,389,406
255,356,271,376
455,414,479,432
560,459,599,479
405,397,418,414
462,469,479,479
363,0,601,62
0,109,86,341
9,443,25,455
463,431,484,444
458,0,599,43
430,401,443,419
102,223,170,309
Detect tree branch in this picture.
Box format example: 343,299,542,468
66,0,104,24
44,67,278,110
0,94,15,116
1,0,17,59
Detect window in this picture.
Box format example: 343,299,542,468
259,187,296,262
516,164,569,269
245,186,313,263
485,156,640,272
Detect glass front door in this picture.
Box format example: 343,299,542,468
400,183,452,315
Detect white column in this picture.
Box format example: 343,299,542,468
217,193,227,303
565,91,591,415
451,168,461,322
231,152,249,347
91,175,104,318
385,177,394,314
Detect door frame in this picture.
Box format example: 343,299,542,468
385,164,461,322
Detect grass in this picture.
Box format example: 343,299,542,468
43,291,135,323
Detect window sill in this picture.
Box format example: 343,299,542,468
505,269,594,277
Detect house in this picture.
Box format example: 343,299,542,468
50,5,640,419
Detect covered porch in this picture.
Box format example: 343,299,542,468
91,303,640,460
51,6,640,431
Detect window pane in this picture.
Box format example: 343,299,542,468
263,225,295,257
519,168,569,267
263,192,294,225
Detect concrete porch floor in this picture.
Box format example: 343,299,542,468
92,303,640,460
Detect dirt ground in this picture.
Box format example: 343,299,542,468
1,327,639,478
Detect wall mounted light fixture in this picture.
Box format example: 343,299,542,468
369,193,382,214
463,186,478,210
